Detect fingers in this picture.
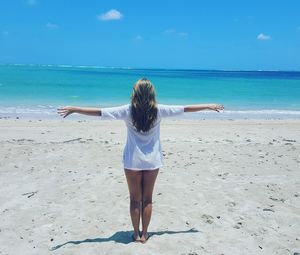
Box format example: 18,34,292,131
57,109,67,113
57,112,67,118
57,110,68,115
214,104,224,112
64,112,71,118
57,106,71,111
57,107,71,118
217,104,224,111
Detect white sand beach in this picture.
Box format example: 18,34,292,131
0,119,299,255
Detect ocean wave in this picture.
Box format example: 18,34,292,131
56,65,74,68
181,109,300,120
0,106,57,115
1,106,300,120
216,110,300,115
3,63,133,70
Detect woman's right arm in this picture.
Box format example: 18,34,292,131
57,106,101,118
184,104,224,112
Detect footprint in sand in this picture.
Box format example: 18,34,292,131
233,222,243,229
269,196,285,203
201,214,214,224
283,138,296,143
218,172,229,177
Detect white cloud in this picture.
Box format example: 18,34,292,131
46,22,59,29
98,9,123,21
257,33,271,40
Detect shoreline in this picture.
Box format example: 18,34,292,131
1,117,300,122
1,109,300,121
2,117,300,123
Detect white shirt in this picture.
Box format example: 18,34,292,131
100,104,184,170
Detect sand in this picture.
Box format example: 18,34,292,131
0,119,299,255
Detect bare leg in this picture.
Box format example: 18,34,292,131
141,169,159,243
124,169,142,241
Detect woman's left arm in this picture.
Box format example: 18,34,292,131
57,106,101,118
184,104,224,112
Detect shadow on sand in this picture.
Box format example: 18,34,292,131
50,228,200,250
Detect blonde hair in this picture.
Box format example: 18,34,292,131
131,78,158,132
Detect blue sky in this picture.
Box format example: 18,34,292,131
1,0,300,70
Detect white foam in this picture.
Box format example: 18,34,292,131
57,65,73,68
1,106,300,120
221,109,300,115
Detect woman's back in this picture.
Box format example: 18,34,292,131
100,104,184,170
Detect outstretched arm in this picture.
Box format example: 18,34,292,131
184,104,224,112
57,106,101,118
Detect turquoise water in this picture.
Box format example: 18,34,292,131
1,64,300,119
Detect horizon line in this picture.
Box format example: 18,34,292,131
1,63,300,72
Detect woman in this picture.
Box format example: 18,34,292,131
57,78,224,243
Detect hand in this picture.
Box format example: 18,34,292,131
210,104,224,112
57,106,75,118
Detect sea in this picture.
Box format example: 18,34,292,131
1,64,300,120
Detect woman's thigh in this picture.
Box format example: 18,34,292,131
124,169,143,201
142,169,159,201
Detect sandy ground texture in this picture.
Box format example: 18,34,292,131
0,119,300,255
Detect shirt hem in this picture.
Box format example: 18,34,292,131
123,165,162,171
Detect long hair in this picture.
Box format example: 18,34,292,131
131,78,158,132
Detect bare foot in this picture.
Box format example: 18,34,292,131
140,232,150,243
132,231,141,242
